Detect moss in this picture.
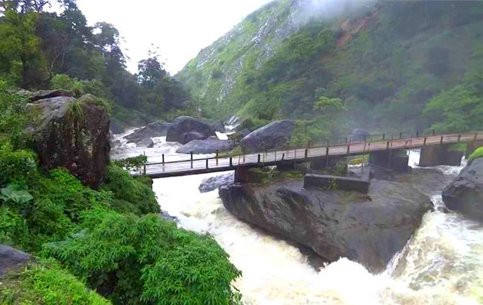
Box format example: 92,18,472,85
469,147,483,162
0,260,111,305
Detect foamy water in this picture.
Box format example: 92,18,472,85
113,138,483,305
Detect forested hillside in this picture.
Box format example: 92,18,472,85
178,0,483,135
0,0,193,125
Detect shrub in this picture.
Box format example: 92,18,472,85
469,147,483,163
0,259,111,305
113,155,148,174
102,164,160,215
0,144,38,186
0,80,31,147
43,210,242,305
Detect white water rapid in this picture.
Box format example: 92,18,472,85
113,136,483,305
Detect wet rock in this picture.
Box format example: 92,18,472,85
125,121,172,146
241,120,295,153
210,120,225,133
442,158,483,221
19,89,75,102
110,118,125,134
199,173,234,193
176,139,234,154
166,116,215,144
0,245,30,277
29,94,110,189
219,178,432,273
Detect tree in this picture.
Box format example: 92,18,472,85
0,9,47,87
137,56,166,88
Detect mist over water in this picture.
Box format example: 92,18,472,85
113,138,483,304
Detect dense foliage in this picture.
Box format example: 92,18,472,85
178,0,483,136
0,259,111,305
0,87,241,304
44,209,241,305
0,0,193,124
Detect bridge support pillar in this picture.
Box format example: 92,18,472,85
369,149,410,172
419,144,463,167
466,141,483,158
234,167,250,183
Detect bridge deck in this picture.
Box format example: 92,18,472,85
140,132,482,178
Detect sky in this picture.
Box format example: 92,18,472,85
76,0,273,75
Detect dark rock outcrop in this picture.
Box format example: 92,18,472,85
442,158,483,221
19,89,75,102
199,173,234,193
220,179,432,273
124,121,172,146
241,120,295,153
210,120,225,133
176,139,234,154
166,116,215,144
0,245,30,277
110,118,125,134
29,94,110,189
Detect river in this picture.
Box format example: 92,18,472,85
113,136,483,305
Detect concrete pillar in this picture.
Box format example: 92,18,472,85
466,141,483,158
369,149,409,172
234,167,250,183
419,144,463,167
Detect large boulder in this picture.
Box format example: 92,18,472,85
199,172,234,193
240,120,295,153
124,121,172,146
166,116,215,144
442,158,483,221
210,120,225,133
29,94,110,189
0,245,30,277
219,178,432,273
176,139,234,154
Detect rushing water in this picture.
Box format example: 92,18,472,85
113,136,483,305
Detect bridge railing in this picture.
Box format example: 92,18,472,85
141,130,483,176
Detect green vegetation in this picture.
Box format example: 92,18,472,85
0,260,111,305
0,0,193,125
469,147,483,163
178,0,483,137
0,87,241,304
247,167,304,184
44,210,241,305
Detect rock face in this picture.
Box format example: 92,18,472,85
0,245,30,276
125,121,172,146
29,94,110,189
176,139,234,154
199,172,234,193
219,179,432,273
442,158,483,221
166,116,215,144
241,120,295,153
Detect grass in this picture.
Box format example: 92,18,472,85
469,147,483,162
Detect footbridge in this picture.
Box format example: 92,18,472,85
139,131,483,179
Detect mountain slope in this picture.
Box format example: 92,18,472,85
177,0,483,133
